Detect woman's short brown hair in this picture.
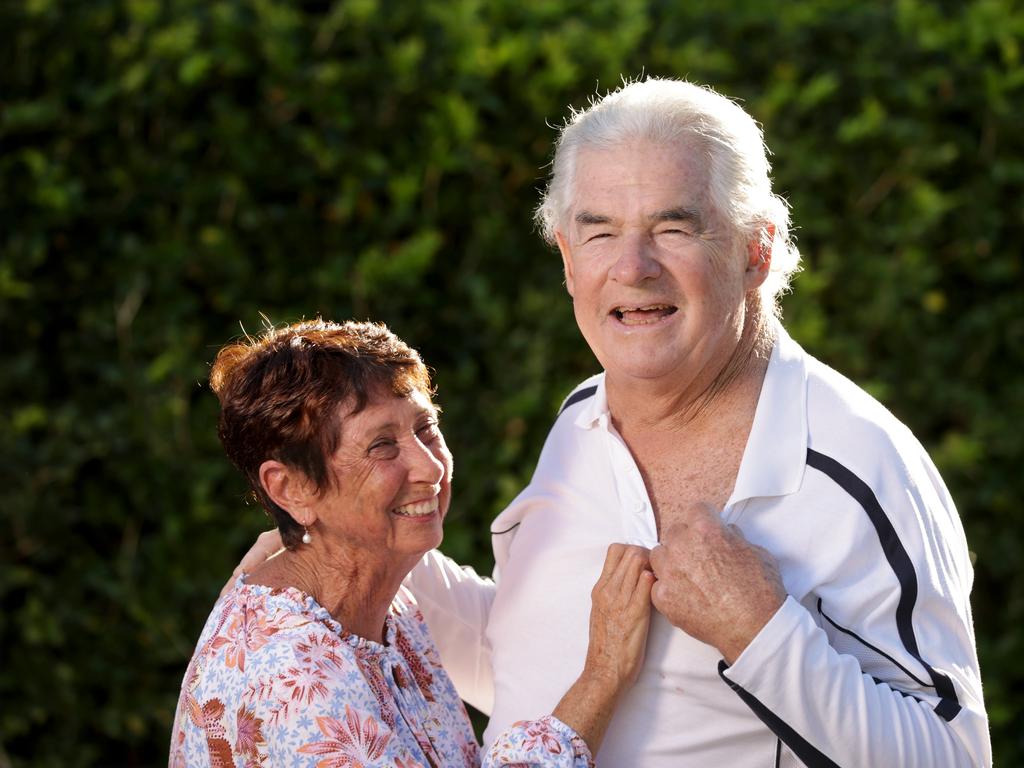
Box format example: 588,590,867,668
209,319,433,548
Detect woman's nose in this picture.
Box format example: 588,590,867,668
407,436,445,486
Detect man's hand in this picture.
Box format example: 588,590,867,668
649,503,785,664
218,529,284,598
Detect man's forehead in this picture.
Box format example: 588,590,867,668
570,140,711,214
574,137,708,172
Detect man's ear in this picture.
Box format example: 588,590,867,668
744,224,774,291
259,460,317,526
555,231,576,297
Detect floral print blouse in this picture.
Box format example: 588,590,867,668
170,578,592,767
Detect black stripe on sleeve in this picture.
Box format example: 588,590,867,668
718,661,841,768
557,384,597,416
816,598,930,687
806,448,962,722
490,522,520,536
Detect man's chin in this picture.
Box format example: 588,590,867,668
602,353,686,383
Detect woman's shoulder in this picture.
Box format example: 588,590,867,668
173,583,387,764
195,581,342,673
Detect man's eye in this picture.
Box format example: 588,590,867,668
585,232,612,243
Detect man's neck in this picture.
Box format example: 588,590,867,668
608,306,775,441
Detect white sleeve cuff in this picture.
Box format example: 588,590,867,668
722,595,810,688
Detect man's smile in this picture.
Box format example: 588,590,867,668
610,304,679,326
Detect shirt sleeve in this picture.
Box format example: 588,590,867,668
483,715,594,768
719,448,991,767
402,548,497,713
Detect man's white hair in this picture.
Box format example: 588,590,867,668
535,77,801,315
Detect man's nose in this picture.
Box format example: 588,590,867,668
609,233,661,284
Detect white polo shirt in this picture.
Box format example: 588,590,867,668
407,327,991,767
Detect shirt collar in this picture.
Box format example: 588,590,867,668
574,373,611,430
574,325,810,502
728,324,809,505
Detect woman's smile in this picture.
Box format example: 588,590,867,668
392,496,440,518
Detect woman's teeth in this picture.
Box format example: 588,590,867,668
392,499,439,517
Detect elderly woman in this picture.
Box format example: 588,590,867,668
171,319,652,767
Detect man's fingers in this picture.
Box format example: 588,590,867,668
235,530,284,572
218,529,285,599
649,578,666,610
649,543,665,576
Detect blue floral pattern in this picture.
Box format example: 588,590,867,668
171,579,592,767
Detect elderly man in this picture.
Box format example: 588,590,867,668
235,79,990,765
410,79,989,767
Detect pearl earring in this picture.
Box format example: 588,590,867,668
301,526,312,545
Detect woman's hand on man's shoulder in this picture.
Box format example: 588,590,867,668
219,529,285,598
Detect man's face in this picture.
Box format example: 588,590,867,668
556,138,766,388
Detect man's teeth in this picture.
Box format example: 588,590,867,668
392,499,439,517
614,305,676,324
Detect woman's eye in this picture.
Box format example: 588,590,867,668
369,440,398,456
417,422,440,442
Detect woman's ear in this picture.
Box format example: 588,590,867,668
259,460,317,526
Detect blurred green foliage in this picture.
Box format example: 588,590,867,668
2,0,1022,764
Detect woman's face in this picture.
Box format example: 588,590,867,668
311,388,452,564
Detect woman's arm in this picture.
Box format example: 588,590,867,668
553,543,653,752
484,544,654,767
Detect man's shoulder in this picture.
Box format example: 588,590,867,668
555,373,603,416
804,353,914,442
531,373,604,452
797,348,934,496
537,372,604,451
496,373,606,516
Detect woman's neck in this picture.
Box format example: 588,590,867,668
248,543,415,644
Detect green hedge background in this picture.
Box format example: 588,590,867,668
2,0,1022,764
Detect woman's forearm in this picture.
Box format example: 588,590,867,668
551,666,624,757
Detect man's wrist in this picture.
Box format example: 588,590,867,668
720,594,788,665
